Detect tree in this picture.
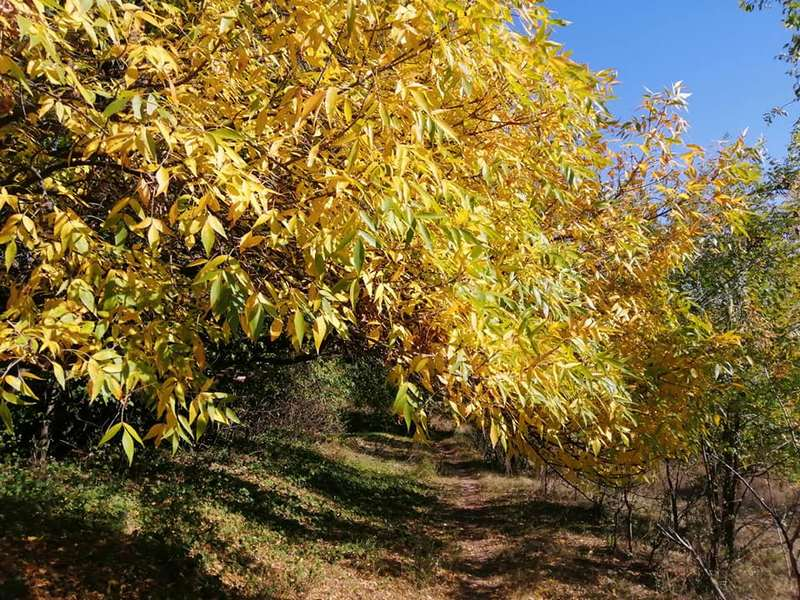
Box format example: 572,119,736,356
741,0,800,160
741,0,800,91
663,179,800,587
0,0,757,467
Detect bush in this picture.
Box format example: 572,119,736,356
214,349,400,438
0,339,401,461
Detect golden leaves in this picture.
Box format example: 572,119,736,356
0,0,759,471
269,318,283,342
155,167,170,196
295,88,326,133
325,87,339,122
293,309,306,351
312,316,327,353
201,214,227,255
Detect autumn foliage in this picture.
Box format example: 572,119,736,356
0,0,759,471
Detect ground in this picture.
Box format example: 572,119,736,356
1,429,667,599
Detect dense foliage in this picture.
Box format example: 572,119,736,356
0,0,759,472
661,185,800,587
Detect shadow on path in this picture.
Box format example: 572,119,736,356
424,436,659,600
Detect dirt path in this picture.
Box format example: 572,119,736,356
426,435,661,600
432,436,513,599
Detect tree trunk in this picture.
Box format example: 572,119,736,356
720,409,742,569
33,389,54,465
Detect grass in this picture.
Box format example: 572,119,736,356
8,427,783,599
0,431,444,599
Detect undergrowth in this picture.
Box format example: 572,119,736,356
0,432,440,599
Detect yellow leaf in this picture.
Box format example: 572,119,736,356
206,214,227,238
312,316,327,353
201,221,215,255
432,117,459,142
296,88,325,127
410,89,430,112
307,143,321,168
155,167,170,196
193,337,206,369
147,222,160,246
269,318,283,341
98,423,122,446
255,109,270,135
367,324,381,345
239,231,265,250
325,87,339,122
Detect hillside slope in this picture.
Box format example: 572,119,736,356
2,431,666,599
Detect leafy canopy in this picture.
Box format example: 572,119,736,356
0,0,757,469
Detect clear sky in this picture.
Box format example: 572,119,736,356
543,1,795,157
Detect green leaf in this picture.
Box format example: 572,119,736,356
293,309,306,346
201,221,216,256
122,422,144,445
98,422,122,446
353,238,364,273
313,251,325,276
346,0,356,34
349,279,360,309
210,273,223,312
248,303,265,338
122,430,135,465
2,391,20,405
141,129,158,162
416,221,433,249
195,414,208,440
210,127,244,142
0,402,13,432
52,361,66,389
102,93,131,119
393,383,413,430
78,286,96,314
224,407,241,425
4,240,16,271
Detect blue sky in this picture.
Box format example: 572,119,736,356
543,1,795,157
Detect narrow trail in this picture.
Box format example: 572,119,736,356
435,436,513,599
421,434,660,600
